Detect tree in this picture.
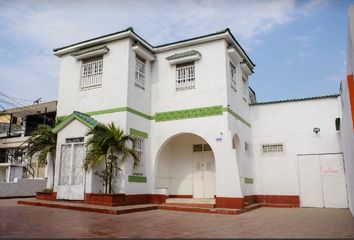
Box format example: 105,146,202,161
84,122,140,194
27,124,57,189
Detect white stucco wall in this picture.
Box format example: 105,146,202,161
0,178,47,197
251,97,343,196
151,40,228,113
56,38,131,116
151,115,243,198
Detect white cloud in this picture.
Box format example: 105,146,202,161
0,0,328,102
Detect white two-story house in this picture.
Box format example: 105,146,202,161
51,27,349,210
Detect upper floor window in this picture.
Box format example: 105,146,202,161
230,63,237,91
242,76,248,95
80,57,103,90
135,56,146,89
176,62,195,91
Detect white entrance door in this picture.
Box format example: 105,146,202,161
57,143,85,200
298,154,348,208
193,151,216,198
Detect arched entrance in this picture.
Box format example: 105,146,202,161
155,133,216,198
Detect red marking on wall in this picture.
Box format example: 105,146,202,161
348,74,354,130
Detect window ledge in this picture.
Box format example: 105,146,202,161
133,43,155,61
72,45,109,60
166,50,201,65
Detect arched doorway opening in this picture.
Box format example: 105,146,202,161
155,133,216,199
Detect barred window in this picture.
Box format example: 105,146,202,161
132,137,145,176
245,142,249,151
230,63,237,91
176,62,195,91
242,76,248,95
193,144,212,152
135,56,145,89
80,57,103,90
262,144,283,153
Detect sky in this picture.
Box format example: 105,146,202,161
0,0,353,107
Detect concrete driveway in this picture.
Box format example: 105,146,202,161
0,198,353,238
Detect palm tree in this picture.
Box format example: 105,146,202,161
27,124,57,189
84,122,140,194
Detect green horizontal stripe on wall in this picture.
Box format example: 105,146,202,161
224,107,251,128
128,175,147,183
155,105,224,122
130,128,148,139
87,107,153,120
244,177,254,184
56,105,250,127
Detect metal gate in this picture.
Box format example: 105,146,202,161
297,153,348,208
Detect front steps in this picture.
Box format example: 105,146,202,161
164,198,216,208
161,198,262,215
17,198,264,215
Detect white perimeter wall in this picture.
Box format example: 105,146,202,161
0,179,47,197
251,97,343,196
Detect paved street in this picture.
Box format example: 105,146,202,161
1,198,354,238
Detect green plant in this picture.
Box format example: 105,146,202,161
84,122,140,194
27,124,57,188
42,188,53,193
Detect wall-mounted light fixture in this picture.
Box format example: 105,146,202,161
313,127,320,134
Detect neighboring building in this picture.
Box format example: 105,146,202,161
0,101,57,182
341,5,354,216
50,27,350,210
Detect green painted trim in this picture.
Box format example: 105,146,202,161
86,107,154,120
56,106,250,128
126,107,154,120
87,107,126,116
224,107,251,128
52,112,96,134
244,177,253,184
155,105,224,122
128,175,147,183
130,128,148,139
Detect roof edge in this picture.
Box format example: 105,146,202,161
252,94,340,106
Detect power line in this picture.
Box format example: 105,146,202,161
0,92,55,123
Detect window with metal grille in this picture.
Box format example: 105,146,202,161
245,142,249,151
65,137,84,143
193,144,212,152
230,63,237,91
242,76,248,95
176,62,195,91
135,56,145,89
132,137,145,176
262,144,283,153
80,57,103,90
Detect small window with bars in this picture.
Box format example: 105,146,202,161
65,137,84,143
176,62,195,91
132,137,145,176
135,56,146,89
193,144,212,153
245,142,249,152
262,144,284,153
230,63,237,92
80,57,103,90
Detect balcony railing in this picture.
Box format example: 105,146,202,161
80,59,103,90
176,64,195,91
0,123,22,134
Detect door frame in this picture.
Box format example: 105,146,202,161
192,147,216,198
57,142,86,200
